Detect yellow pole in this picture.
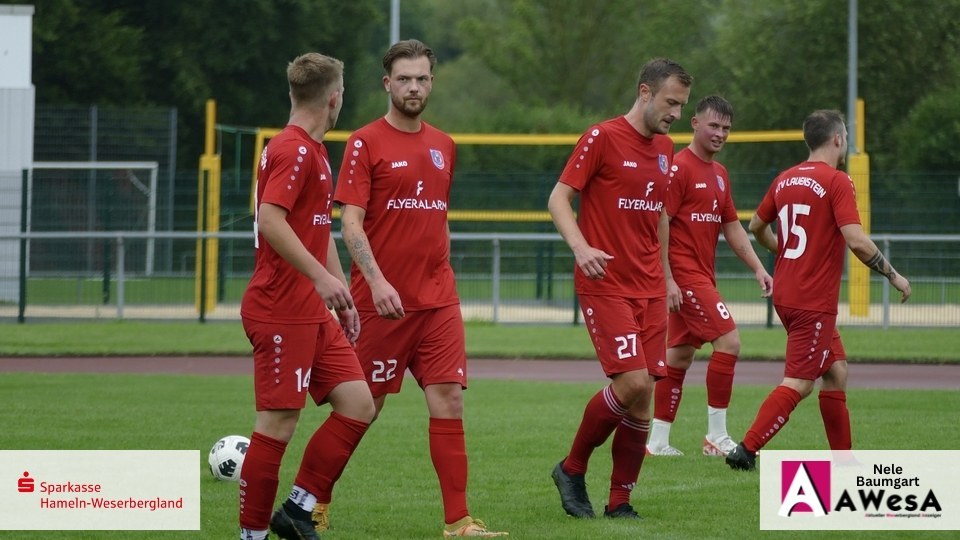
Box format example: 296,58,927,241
204,99,216,156
195,100,221,315
847,99,871,317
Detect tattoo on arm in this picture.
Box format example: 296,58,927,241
866,250,897,280
349,237,379,278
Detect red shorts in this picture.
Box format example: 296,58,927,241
775,306,846,380
667,283,738,349
578,294,667,379
355,304,467,398
242,316,365,411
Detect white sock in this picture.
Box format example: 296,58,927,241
707,406,728,440
240,528,268,540
648,418,673,449
288,484,318,512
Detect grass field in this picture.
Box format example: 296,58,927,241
2,321,957,538
1,372,956,539
3,321,960,363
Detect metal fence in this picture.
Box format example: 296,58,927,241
2,231,957,328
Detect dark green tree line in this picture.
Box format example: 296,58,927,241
21,0,384,166
15,0,960,229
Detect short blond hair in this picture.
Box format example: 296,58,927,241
287,52,343,105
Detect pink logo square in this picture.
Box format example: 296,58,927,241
780,461,831,516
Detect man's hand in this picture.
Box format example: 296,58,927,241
337,306,361,345
890,274,912,303
666,277,682,312
370,279,405,319
314,273,353,311
573,245,614,280
756,269,774,298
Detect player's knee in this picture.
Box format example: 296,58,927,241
255,409,300,442
713,333,741,356
613,371,653,405
425,383,464,418
666,351,694,370
355,397,377,423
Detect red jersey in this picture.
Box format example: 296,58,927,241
334,117,459,312
666,147,739,286
241,125,336,323
755,161,861,314
559,116,674,298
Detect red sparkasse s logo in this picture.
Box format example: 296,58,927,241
780,461,831,517
18,471,35,493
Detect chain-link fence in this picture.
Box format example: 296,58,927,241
4,106,958,325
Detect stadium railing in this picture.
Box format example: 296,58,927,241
1,231,958,328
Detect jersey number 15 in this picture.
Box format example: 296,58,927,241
778,203,811,260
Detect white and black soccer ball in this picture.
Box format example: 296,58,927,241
208,435,249,482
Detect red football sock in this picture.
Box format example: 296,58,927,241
743,385,802,453
239,431,288,530
294,411,370,504
706,351,737,408
819,390,851,450
564,385,626,475
608,417,649,509
429,417,469,524
653,366,686,422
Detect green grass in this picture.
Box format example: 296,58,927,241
0,373,956,539
2,321,959,363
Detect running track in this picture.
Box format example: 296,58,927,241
0,357,956,389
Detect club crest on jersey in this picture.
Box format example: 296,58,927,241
430,149,445,170
658,154,669,175
717,175,725,191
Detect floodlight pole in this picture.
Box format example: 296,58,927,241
388,0,400,108
847,0,858,154
390,0,400,45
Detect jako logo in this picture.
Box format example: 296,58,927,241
780,461,831,517
18,471,35,493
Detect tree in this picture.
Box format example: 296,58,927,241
26,0,384,166
457,0,715,116
30,0,147,105
710,0,960,173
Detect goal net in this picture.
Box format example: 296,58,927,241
29,161,160,276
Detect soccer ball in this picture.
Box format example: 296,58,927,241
208,435,249,482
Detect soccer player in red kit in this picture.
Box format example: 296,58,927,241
334,39,506,538
726,109,912,471
547,58,692,519
238,53,375,540
647,96,772,457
